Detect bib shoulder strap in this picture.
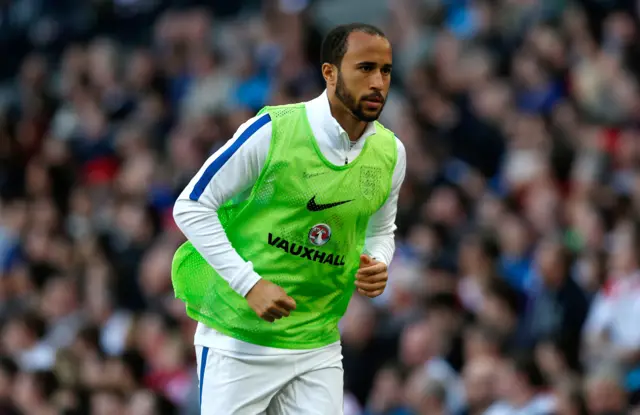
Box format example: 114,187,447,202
373,120,396,141
257,103,306,120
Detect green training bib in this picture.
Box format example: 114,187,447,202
172,103,397,349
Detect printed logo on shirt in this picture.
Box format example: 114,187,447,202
360,166,381,200
302,171,328,179
306,195,353,212
267,233,346,266
308,223,331,246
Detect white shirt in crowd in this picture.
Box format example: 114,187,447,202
483,394,556,415
583,271,640,357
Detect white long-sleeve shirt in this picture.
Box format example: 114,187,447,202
174,90,406,353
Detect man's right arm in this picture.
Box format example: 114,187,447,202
173,113,272,297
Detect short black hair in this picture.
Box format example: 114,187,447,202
425,293,460,313
119,349,146,385
31,370,60,400
484,278,521,316
463,230,500,261
0,356,18,378
18,312,47,339
321,23,387,67
507,351,546,388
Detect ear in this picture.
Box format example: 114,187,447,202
322,63,337,86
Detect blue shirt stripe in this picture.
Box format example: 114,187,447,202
199,346,209,408
189,113,271,201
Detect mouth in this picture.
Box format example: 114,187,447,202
363,98,383,109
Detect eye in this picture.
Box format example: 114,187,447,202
381,67,392,75
360,65,374,72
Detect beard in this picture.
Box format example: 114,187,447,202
335,72,385,122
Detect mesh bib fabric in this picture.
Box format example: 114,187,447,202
172,103,397,349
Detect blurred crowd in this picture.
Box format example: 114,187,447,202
2,0,640,414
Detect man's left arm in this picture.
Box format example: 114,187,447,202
356,138,406,298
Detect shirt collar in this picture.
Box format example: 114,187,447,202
305,90,377,147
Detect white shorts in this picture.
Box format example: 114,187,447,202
195,344,344,415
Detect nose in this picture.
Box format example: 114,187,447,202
370,70,385,91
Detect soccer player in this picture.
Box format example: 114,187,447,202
172,23,406,414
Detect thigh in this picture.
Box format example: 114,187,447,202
196,346,287,415
267,366,344,415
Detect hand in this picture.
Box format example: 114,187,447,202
245,279,297,323
355,254,388,298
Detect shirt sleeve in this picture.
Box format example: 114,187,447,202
362,137,407,265
173,113,272,297
583,291,612,338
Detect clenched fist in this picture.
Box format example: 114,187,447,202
245,279,297,323
355,254,388,298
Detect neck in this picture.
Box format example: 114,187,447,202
328,93,368,141
545,275,564,290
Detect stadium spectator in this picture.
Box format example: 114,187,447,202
584,364,629,415
485,352,555,415
552,376,588,415
458,356,498,415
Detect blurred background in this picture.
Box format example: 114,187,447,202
2,0,640,414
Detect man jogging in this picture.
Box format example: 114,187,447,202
172,22,406,414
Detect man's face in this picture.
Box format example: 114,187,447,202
535,240,564,285
399,321,435,367
586,379,627,414
463,358,497,410
334,32,392,122
479,295,515,334
495,360,520,401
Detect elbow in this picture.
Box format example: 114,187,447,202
172,197,218,236
172,198,191,233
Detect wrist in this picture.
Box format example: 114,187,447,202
228,262,262,297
